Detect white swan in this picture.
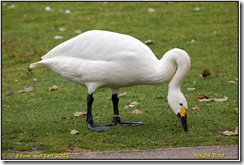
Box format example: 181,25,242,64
30,30,190,132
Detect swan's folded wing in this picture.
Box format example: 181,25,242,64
41,30,157,62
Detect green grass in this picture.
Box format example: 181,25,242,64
2,2,239,158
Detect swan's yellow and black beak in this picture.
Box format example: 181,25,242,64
177,106,188,132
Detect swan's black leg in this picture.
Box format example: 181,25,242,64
112,93,120,116
112,94,144,126
86,94,113,132
86,94,94,124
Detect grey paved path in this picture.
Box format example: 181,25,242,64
68,145,238,160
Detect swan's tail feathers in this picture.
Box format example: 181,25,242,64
29,62,42,69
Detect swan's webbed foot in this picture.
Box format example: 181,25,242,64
87,122,113,132
112,116,144,126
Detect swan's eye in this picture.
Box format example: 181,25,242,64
179,103,183,106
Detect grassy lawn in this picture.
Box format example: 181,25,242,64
2,2,239,158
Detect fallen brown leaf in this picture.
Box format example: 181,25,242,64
234,127,238,134
155,95,164,99
197,95,228,102
59,27,66,32
198,98,213,102
73,111,87,117
5,91,14,96
48,85,58,91
202,70,211,77
187,88,196,91
197,95,209,100
45,6,51,11
223,128,238,136
193,7,200,12
130,109,143,114
130,101,139,106
198,96,229,102
70,129,79,135
188,39,197,44
7,4,16,9
228,80,236,84
235,107,238,113
144,39,153,45
74,29,82,34
118,92,127,97
147,8,155,13
214,96,228,102
18,86,34,93
54,35,64,40
192,106,200,110
125,101,139,109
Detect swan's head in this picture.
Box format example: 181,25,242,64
167,89,188,132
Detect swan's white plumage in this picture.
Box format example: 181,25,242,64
30,30,190,115
42,30,156,60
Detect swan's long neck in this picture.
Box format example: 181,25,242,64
158,48,190,89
